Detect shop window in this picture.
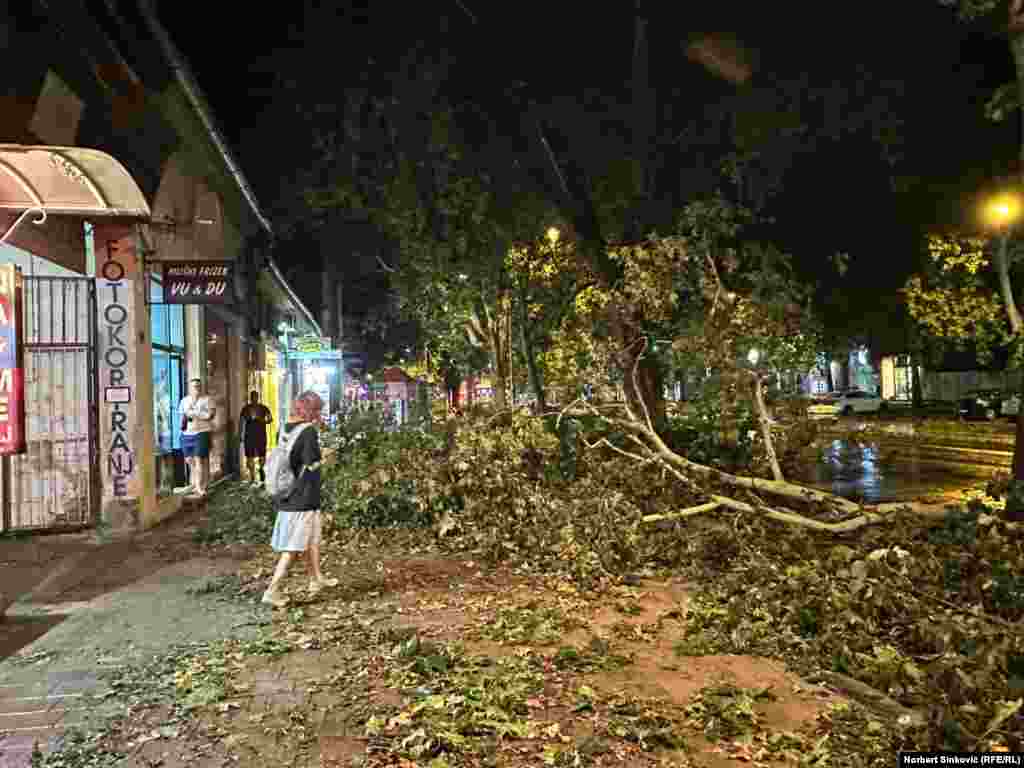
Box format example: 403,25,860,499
205,309,231,480
151,275,186,453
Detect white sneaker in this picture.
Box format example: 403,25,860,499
261,589,289,608
308,577,339,595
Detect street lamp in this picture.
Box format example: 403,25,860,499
546,227,560,245
985,195,1022,230
747,348,760,365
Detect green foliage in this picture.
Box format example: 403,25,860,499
192,483,275,546
604,695,685,750
674,503,1024,750
29,729,122,768
173,631,292,711
903,234,1013,366
372,642,547,761
478,604,585,646
322,418,449,530
665,379,757,470
684,684,775,742
556,417,581,480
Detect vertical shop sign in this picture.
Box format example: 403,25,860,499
0,264,26,455
97,236,136,497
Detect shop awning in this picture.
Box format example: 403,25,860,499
0,144,150,218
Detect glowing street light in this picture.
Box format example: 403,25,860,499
747,348,760,365
984,194,1022,230
546,227,560,245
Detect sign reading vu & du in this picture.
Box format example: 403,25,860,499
162,261,232,304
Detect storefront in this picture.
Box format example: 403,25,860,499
881,354,918,401
204,307,233,481
0,145,155,532
0,6,322,533
149,273,187,490
289,334,342,419
294,354,341,415
251,339,283,452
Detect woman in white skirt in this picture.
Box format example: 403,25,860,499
262,391,338,608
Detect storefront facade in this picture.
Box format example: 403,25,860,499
0,4,319,533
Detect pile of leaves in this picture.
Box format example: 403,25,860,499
322,420,451,530
316,410,1024,755
192,483,276,546
366,634,686,767
324,411,708,587
676,501,1024,753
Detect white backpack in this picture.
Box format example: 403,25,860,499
265,423,314,503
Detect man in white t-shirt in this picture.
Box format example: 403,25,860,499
179,378,216,495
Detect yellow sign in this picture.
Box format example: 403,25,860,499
294,334,330,353
262,347,280,451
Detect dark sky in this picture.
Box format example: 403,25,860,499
155,1,1021,348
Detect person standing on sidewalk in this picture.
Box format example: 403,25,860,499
239,390,273,485
179,378,215,496
262,391,337,608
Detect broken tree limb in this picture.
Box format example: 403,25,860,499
600,415,864,514
711,494,955,532
569,404,962,531
641,501,721,523
805,671,926,727
751,372,784,483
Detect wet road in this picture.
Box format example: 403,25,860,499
794,438,1000,503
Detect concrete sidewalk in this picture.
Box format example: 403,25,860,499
0,500,266,766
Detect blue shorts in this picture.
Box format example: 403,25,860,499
181,432,210,458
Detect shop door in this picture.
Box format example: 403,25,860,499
1,276,98,531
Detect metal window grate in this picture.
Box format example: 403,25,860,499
1,276,98,532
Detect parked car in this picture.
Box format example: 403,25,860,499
807,390,885,418
958,389,1020,421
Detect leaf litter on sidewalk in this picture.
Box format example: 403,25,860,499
33,413,1024,766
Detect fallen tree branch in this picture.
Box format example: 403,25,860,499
641,502,720,523
582,435,656,467
750,372,784,482
563,404,960,531
710,495,953,533
881,559,1022,631
592,414,863,513
805,671,926,727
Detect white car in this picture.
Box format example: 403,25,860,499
808,390,885,418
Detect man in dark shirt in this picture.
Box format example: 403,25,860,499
240,391,273,485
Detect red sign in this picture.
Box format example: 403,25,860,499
0,264,25,454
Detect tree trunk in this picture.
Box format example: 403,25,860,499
492,372,508,410
516,278,547,412
824,353,834,392
911,354,924,409
752,374,784,482
520,325,547,415
619,322,666,432
1008,12,1024,507
1012,371,1024,521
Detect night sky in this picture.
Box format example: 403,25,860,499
156,1,1021,357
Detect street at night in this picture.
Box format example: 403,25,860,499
1,2,1024,766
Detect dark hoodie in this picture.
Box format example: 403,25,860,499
276,421,322,512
